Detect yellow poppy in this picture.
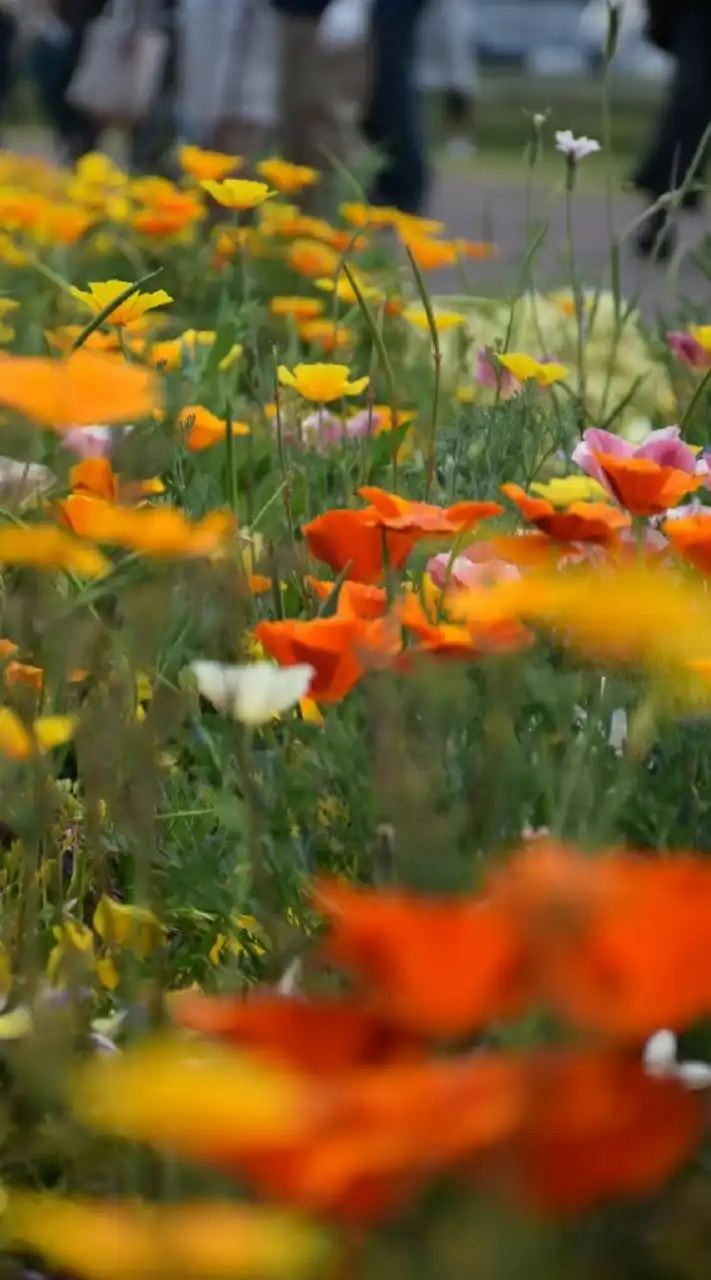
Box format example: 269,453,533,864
71,280,173,329
316,275,384,305
93,895,166,960
270,296,324,319
0,709,77,761
277,361,369,402
497,353,568,386
529,476,609,505
201,179,274,210
402,306,465,334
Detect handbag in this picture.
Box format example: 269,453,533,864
66,0,168,126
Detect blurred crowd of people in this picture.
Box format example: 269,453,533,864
0,0,707,252
0,0,480,215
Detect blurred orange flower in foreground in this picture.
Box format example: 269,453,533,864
318,841,711,1039
0,352,158,428
663,512,711,573
59,496,234,558
0,525,108,576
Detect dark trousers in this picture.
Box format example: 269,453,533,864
634,0,711,208
0,12,16,119
30,30,99,161
362,0,430,214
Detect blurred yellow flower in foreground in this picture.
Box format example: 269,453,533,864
71,280,173,328
461,564,711,693
201,179,274,209
278,361,369,402
71,1037,312,1161
0,526,109,575
0,352,158,427
0,709,77,760
688,325,711,353
4,1194,331,1280
178,145,243,182
257,157,320,193
93,895,166,959
530,476,609,505
497,353,568,386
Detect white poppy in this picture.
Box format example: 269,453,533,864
191,660,315,725
643,1029,711,1090
555,130,602,162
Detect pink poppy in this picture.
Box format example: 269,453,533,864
667,331,711,370
475,348,517,397
427,542,521,590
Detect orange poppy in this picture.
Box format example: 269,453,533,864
255,616,378,701
501,483,630,543
592,452,704,517
497,1050,702,1213
336,581,389,620
69,458,164,504
359,487,502,535
399,235,457,270
303,508,415,585
398,590,529,660
172,993,421,1075
287,240,341,279
663,513,711,573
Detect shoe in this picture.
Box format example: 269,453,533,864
633,209,676,262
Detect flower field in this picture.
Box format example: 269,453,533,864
2,133,711,1279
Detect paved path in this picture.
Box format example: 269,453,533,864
428,167,711,316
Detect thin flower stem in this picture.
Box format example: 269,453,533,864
403,246,441,499
565,163,586,432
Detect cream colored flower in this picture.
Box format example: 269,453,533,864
191,660,314,725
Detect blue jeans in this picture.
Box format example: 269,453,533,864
363,0,430,214
30,31,99,159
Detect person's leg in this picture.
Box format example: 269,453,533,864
0,13,17,122
30,30,99,161
363,0,430,214
633,0,711,214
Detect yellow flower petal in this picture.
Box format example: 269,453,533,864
33,715,78,753
93,895,166,960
